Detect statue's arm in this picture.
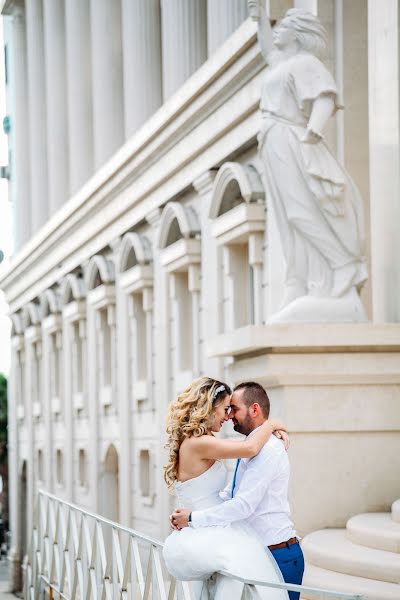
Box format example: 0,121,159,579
248,0,273,62
302,94,336,143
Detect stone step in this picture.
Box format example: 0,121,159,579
302,529,400,584
347,513,400,553
392,499,400,524
301,564,400,600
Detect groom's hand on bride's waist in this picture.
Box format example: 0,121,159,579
170,508,191,530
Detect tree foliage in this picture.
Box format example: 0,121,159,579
0,374,7,464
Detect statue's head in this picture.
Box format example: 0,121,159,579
273,8,328,60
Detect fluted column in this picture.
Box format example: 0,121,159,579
161,0,207,100
65,0,93,194
206,0,247,55
25,0,48,233
8,8,31,249
121,0,162,138
368,0,400,322
43,0,69,215
90,0,124,169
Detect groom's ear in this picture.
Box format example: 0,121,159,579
250,403,262,417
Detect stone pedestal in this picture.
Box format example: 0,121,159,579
161,0,207,99
207,323,400,535
121,0,162,138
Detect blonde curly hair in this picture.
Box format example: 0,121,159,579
164,377,231,487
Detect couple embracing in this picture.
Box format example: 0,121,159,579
163,377,304,599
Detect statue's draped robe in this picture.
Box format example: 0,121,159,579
259,52,367,296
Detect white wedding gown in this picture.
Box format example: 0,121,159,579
163,460,288,599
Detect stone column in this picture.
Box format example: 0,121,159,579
90,0,124,169
43,0,69,215
368,0,400,322
206,0,247,55
65,0,94,194
7,9,31,249
121,0,162,138
161,0,207,100
25,0,48,233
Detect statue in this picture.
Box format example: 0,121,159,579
249,1,368,322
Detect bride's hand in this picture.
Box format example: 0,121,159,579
273,429,290,450
269,418,287,432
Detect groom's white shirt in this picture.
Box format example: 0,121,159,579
191,431,296,547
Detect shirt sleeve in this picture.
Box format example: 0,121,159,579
191,448,279,528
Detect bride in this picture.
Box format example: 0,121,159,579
163,377,289,599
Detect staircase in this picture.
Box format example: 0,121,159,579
301,499,400,600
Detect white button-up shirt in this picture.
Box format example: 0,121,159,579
191,433,296,547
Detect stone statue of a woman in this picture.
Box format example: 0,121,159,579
249,1,368,322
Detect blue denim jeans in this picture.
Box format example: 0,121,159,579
270,541,304,600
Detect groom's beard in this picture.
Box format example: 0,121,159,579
233,414,254,437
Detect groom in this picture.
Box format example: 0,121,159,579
171,381,304,600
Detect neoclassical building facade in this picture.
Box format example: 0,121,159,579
1,0,400,597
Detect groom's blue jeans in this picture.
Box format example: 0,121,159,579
269,541,304,600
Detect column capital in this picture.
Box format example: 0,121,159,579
192,169,217,196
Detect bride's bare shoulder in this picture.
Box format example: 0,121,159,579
180,434,212,452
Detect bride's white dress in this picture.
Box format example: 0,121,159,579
163,460,288,599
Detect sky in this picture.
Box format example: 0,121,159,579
0,19,13,377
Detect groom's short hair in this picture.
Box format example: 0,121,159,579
233,381,270,418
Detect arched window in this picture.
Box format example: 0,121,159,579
118,233,153,407
158,202,201,392
40,290,62,417
60,274,86,413
85,255,116,411
23,302,43,420
209,162,265,331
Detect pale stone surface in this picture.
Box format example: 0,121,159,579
368,0,400,323
43,0,69,214
302,529,400,583
90,0,124,168
302,564,400,600
392,500,400,525
25,0,48,232
206,0,247,55
121,0,162,138
4,10,31,249
65,0,93,194
161,0,207,99
347,513,400,553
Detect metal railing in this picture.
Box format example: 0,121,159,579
25,491,363,600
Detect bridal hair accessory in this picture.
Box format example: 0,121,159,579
212,384,226,401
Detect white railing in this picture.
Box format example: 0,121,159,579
26,491,363,600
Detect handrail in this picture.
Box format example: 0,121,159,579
25,490,364,600
219,570,363,599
